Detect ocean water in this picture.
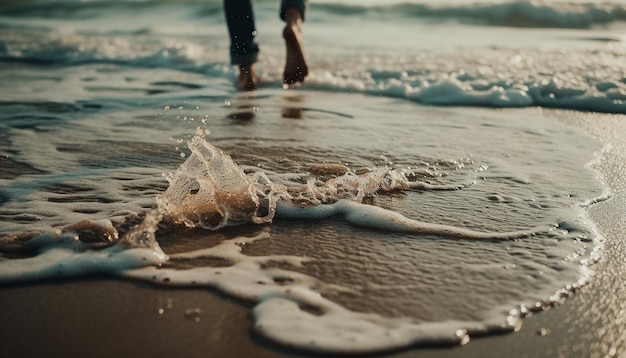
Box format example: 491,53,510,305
0,0,624,354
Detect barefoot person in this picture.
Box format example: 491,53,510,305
223,0,309,90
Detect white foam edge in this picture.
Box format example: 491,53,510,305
120,231,486,353
0,229,167,284
275,199,545,240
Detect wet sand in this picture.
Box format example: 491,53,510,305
1,109,624,358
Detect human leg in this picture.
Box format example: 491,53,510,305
280,0,309,85
223,0,259,90
279,0,306,22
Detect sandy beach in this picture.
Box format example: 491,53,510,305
1,108,623,358
2,0,625,355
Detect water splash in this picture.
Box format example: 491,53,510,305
156,132,289,230
156,131,546,240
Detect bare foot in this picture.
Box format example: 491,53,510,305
237,64,257,91
282,24,309,86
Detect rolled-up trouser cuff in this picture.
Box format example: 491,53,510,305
230,42,259,65
280,0,307,21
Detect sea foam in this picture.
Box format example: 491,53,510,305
0,131,599,353
1,19,624,114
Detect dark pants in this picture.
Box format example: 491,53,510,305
223,0,307,65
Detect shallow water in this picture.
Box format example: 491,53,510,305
0,0,621,354
0,89,609,352
2,0,626,112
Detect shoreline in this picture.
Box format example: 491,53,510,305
410,109,626,357
1,109,624,358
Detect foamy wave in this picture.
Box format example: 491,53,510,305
0,132,604,354
315,1,626,29
0,0,223,19
0,31,230,76
291,45,626,114
3,0,625,28
304,71,626,114
2,27,624,114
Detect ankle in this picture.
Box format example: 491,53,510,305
239,64,253,75
283,7,302,29
237,64,257,91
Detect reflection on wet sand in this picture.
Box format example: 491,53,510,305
225,92,306,121
223,91,355,123
281,93,304,119
225,93,259,121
